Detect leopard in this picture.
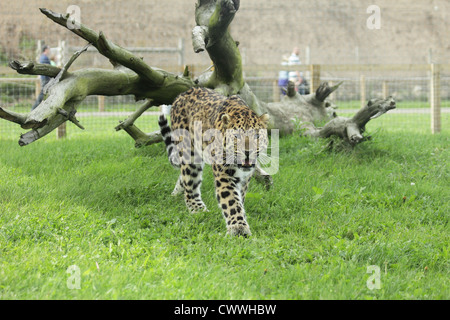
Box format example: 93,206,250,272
158,87,269,237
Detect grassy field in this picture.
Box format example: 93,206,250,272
0,114,448,300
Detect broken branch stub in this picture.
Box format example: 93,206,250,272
315,81,343,102
314,96,397,146
9,60,61,78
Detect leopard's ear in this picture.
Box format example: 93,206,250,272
259,113,270,126
221,113,231,128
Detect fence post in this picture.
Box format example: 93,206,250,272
98,95,105,112
382,81,388,99
309,64,321,94
51,40,67,139
59,40,66,66
273,80,280,102
36,40,42,62
305,46,310,65
430,64,441,134
57,122,67,139
178,38,185,69
360,75,366,108
35,77,41,99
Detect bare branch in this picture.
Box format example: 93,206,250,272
1,8,199,146
9,60,61,77
1,68,149,144
96,32,166,85
115,100,153,131
0,107,28,126
58,108,85,130
40,8,166,86
315,81,343,102
40,8,100,44
114,100,164,148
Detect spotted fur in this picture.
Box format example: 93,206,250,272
159,87,269,236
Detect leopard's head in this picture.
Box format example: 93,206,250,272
220,108,270,171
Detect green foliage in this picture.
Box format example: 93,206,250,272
0,125,448,299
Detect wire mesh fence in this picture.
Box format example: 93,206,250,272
0,63,449,140
247,66,450,135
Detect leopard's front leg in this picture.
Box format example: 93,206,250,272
171,174,184,196
181,163,208,213
213,165,253,237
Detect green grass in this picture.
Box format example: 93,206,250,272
0,117,449,300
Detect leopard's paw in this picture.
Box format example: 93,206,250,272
227,223,252,237
189,203,209,214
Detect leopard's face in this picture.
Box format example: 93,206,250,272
220,110,269,171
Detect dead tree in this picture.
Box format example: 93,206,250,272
0,0,394,150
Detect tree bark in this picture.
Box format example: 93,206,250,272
310,96,397,145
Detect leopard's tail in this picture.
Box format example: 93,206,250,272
158,114,179,168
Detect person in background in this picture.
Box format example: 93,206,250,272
297,72,309,95
279,47,309,95
288,47,301,65
49,54,57,66
31,45,51,110
278,70,289,95
287,47,309,95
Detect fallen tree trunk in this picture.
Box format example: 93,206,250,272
309,96,397,145
0,0,394,151
0,8,194,145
